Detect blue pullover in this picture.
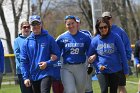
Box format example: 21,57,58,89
111,24,132,61
14,34,28,74
20,29,60,81
56,31,91,64
88,32,129,74
0,40,4,73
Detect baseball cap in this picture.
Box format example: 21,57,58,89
102,11,112,17
29,15,41,24
75,16,80,23
65,15,76,20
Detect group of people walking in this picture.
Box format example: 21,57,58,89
0,11,140,93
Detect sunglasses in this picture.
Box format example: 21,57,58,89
31,21,41,26
99,25,108,30
22,26,30,29
65,15,75,20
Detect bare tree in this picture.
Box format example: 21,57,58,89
0,0,16,74
126,0,140,40
0,0,30,74
78,0,93,33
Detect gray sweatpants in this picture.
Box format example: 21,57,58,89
61,63,86,93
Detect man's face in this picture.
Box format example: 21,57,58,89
30,21,42,35
104,16,113,26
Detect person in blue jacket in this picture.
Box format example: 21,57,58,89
102,11,132,93
14,21,33,93
0,39,4,89
88,17,129,93
56,15,91,93
20,15,60,93
134,39,140,93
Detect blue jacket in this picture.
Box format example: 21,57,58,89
0,40,4,73
134,40,140,65
111,24,132,61
14,34,28,74
20,29,60,81
56,31,91,64
88,32,129,74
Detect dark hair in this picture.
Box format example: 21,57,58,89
20,21,30,30
94,17,111,37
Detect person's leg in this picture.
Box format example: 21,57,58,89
41,76,52,93
61,64,76,93
97,73,108,93
52,80,64,93
85,73,93,93
109,73,119,93
118,71,127,93
18,74,33,93
32,80,41,93
0,72,3,89
74,64,87,93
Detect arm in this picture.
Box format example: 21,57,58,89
13,39,20,65
20,41,30,80
87,39,102,70
115,35,129,75
120,29,132,61
45,37,61,67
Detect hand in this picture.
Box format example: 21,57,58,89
137,64,140,69
51,54,57,61
99,66,106,71
38,62,47,70
24,79,31,87
88,54,96,64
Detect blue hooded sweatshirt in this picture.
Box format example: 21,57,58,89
20,29,60,81
111,24,132,61
14,34,29,74
88,32,129,74
0,40,4,73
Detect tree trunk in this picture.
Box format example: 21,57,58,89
126,0,139,40
0,4,16,74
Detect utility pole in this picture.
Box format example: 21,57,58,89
90,0,102,34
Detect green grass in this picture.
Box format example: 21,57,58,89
0,75,139,93
0,85,20,93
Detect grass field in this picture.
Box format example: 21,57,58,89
0,75,139,93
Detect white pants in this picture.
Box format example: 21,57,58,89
61,63,86,93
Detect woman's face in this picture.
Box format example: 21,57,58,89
21,24,30,37
98,22,109,36
65,19,78,35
